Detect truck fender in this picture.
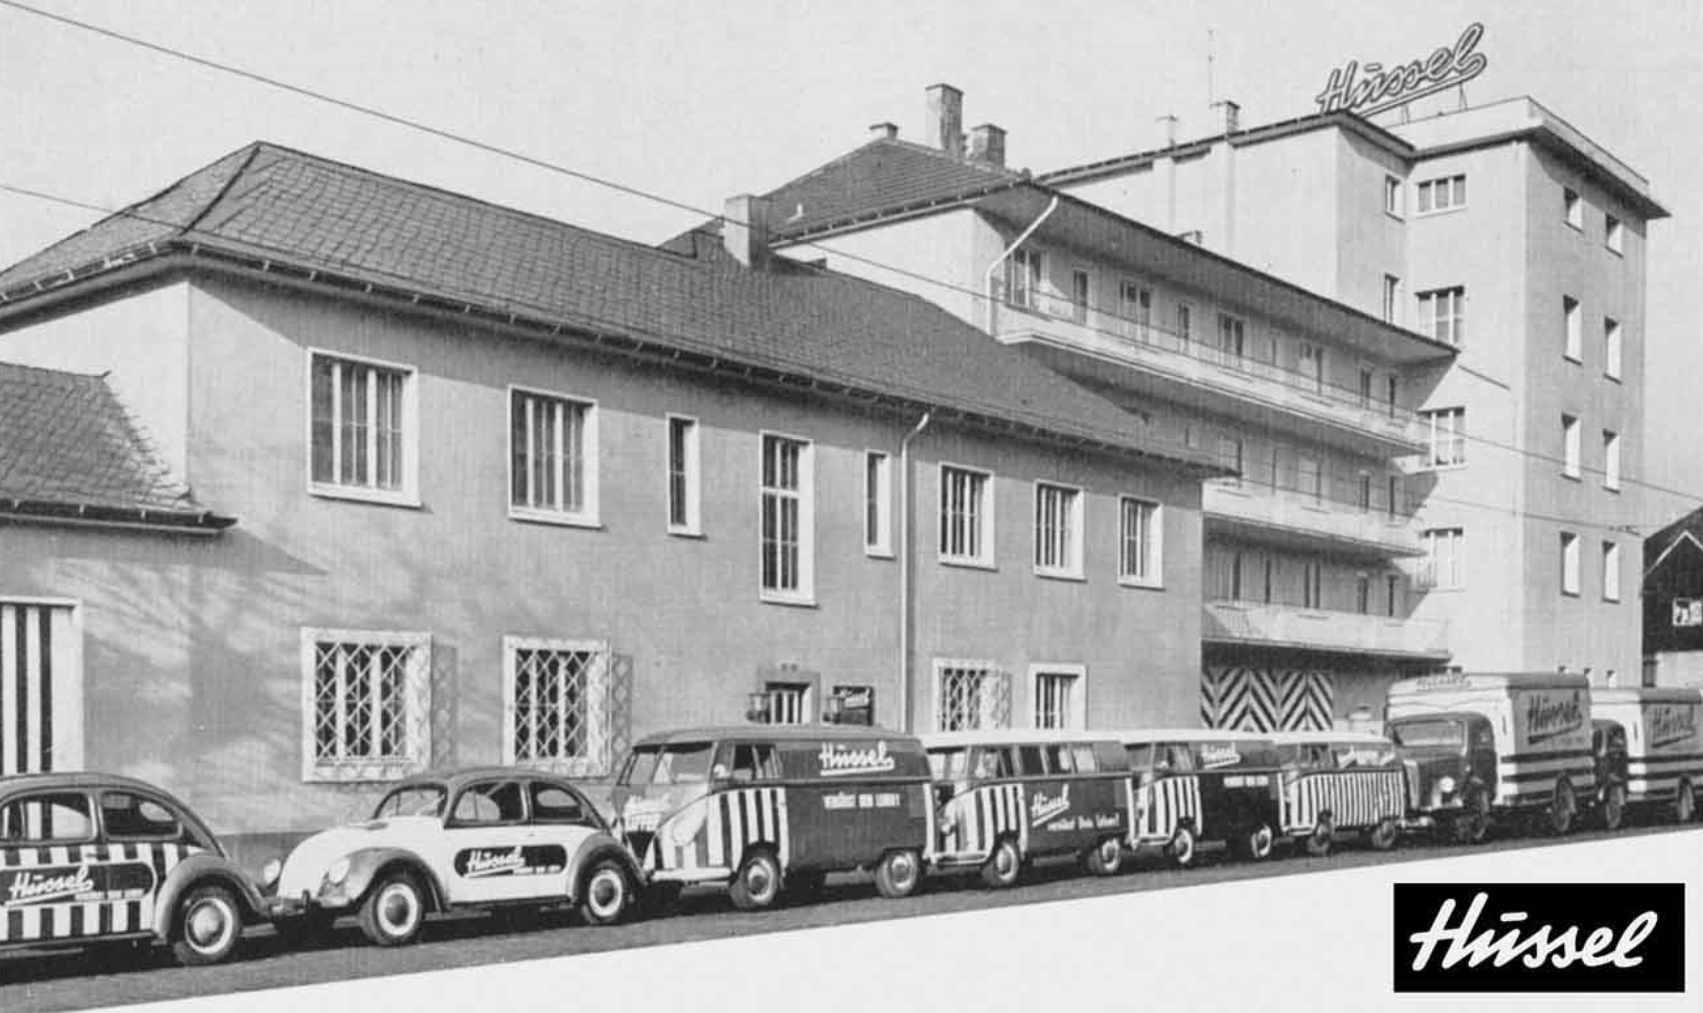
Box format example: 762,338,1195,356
151,853,269,939
567,834,646,899
338,847,449,912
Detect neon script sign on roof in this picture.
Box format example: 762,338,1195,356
1315,24,1488,118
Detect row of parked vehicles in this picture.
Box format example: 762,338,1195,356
1,676,1699,968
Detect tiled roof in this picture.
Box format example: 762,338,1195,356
762,137,1025,239
0,361,230,529
0,143,1216,472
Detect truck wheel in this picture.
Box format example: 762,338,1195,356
1368,817,1399,852
1454,787,1491,845
1305,815,1334,858
1676,779,1696,824
874,849,922,899
579,859,631,926
1233,823,1275,863
170,883,243,966
1599,783,1627,831
1082,836,1123,876
358,871,426,946
1547,778,1577,836
1167,825,1197,869
729,849,781,911
979,837,1022,889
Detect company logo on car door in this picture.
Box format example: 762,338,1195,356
453,845,568,878
2,860,155,908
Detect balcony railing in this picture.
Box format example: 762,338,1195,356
989,284,1425,448
1203,480,1422,555
1202,600,1450,659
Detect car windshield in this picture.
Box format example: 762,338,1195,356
373,784,448,819
928,747,969,780
619,743,715,785
1389,720,1464,749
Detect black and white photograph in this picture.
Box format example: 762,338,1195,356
1,2,1699,1010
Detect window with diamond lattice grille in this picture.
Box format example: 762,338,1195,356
503,638,612,776
302,630,431,782
935,662,1010,732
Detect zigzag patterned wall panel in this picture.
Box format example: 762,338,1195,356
1200,666,1334,731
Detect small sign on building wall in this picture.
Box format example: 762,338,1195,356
1672,598,1703,627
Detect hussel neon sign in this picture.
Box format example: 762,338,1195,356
1315,24,1488,118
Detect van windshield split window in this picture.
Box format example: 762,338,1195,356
620,742,716,786
1389,721,1464,749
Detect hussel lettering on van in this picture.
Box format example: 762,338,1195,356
1200,744,1242,769
1527,692,1586,745
818,740,898,777
1030,785,1071,827
5,865,97,906
1649,705,1698,750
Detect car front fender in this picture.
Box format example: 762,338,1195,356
566,833,646,900
332,847,449,912
151,854,269,938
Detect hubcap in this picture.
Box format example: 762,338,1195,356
1251,827,1272,856
590,871,622,912
187,899,231,950
890,853,916,884
380,886,418,934
996,845,1016,877
747,862,773,898
1100,840,1119,864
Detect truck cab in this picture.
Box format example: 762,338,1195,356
1385,712,1496,843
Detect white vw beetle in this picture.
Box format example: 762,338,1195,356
268,767,641,947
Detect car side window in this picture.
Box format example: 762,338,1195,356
728,743,781,782
1071,744,1098,773
101,792,186,841
1017,745,1046,776
530,783,587,825
452,781,525,825
1125,744,1154,772
1046,744,1075,774
973,746,1014,779
0,792,94,844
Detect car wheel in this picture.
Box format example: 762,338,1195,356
979,837,1022,889
1305,815,1335,858
358,871,427,947
729,850,781,911
1234,823,1275,863
1547,778,1577,836
1676,779,1697,824
1368,817,1400,852
1599,783,1627,831
874,849,922,899
1083,836,1123,876
1167,824,1197,869
170,883,243,966
579,859,630,926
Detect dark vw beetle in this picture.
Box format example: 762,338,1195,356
0,772,268,965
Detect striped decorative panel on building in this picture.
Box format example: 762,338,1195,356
0,602,82,775
1200,666,1333,732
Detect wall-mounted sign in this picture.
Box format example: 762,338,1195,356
1315,24,1488,118
1673,598,1703,628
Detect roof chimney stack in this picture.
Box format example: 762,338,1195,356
925,83,965,158
869,121,899,140
1213,99,1240,136
723,194,771,268
967,124,1006,168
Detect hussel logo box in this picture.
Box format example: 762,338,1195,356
1392,883,1684,992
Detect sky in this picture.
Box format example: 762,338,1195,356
2,0,1699,527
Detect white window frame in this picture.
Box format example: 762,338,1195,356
1176,303,1193,343
1421,528,1464,590
1069,267,1091,324
1416,287,1466,346
864,449,894,558
1604,318,1623,381
1422,407,1466,469
1384,175,1403,218
1605,214,1624,255
1561,531,1581,596
666,414,702,536
508,384,600,528
1218,313,1246,358
931,659,1009,732
1120,280,1153,338
1029,663,1087,731
1563,187,1583,230
939,463,996,569
1603,430,1621,492
1302,560,1324,610
1382,275,1401,324
299,628,432,783
1008,248,1043,310
1416,174,1467,215
305,348,420,507
1117,495,1163,589
758,431,816,605
1563,296,1582,363
1562,414,1582,480
501,636,612,776
1602,542,1621,602
1032,481,1085,581
761,681,812,726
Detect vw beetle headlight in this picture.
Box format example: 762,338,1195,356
261,858,283,889
325,857,352,886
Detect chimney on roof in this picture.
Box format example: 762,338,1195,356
967,124,1006,167
1213,99,1241,135
869,121,898,140
925,83,965,158
723,194,771,268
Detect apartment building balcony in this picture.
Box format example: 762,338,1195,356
990,286,1427,456
1203,479,1423,557
1202,600,1450,660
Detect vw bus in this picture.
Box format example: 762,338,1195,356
612,726,932,910
922,731,1129,887
1269,731,1406,856
1117,729,1283,867
1591,687,1703,825
1386,672,1596,842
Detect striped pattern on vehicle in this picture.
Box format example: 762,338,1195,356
1624,752,1703,802
643,787,788,879
1495,751,1595,805
1131,775,1201,843
938,783,1026,863
1280,770,1405,834
0,842,194,944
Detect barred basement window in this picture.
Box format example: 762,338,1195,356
763,682,811,725
510,387,598,525
309,351,416,503
940,464,993,567
760,433,814,601
1119,496,1161,587
1033,482,1083,579
301,629,431,782
1033,668,1083,731
935,660,1010,732
502,638,612,775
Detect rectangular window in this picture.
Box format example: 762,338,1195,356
1562,414,1581,479
1602,542,1621,602
510,387,598,525
1422,407,1466,468
865,451,893,556
1387,375,1400,417
1421,528,1463,590
1384,175,1402,216
1119,496,1162,587
1121,280,1152,338
1217,436,1244,487
936,661,1008,732
1033,482,1084,579
1386,573,1402,617
1355,574,1371,614
1262,556,1276,604
762,682,811,725
1604,318,1623,381
1416,287,1466,346
1564,187,1583,229
1033,668,1083,731
1297,456,1323,502
1417,174,1467,213
1356,471,1372,511
502,637,612,775
1302,561,1324,610
1388,473,1402,518
301,629,431,782
1359,367,1374,407
940,465,994,567
1561,532,1581,595
1070,269,1091,324
1603,430,1621,491
1299,343,1326,392
1176,303,1192,344
309,351,416,503
1563,296,1582,362
1008,248,1042,309
1383,275,1401,323
1218,313,1246,358
1605,214,1624,254
667,415,700,535
760,433,814,602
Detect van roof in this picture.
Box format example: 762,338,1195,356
1268,730,1394,746
1388,671,1592,696
1108,727,1275,745
1592,688,1703,706
631,724,918,748
919,729,1123,748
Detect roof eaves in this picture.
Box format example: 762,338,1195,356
772,176,1029,243
0,498,236,535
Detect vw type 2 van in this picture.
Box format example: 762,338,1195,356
1269,731,1406,855
1117,729,1283,866
613,726,932,910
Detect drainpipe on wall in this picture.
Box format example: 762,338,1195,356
898,410,933,733
982,196,1060,333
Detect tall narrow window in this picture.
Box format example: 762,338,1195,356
1119,496,1161,587
1070,269,1091,324
1604,318,1623,381
1218,313,1246,359
1416,287,1466,346
510,387,597,525
1386,573,1402,617
1121,281,1152,339
1008,248,1042,309
1356,471,1372,510
1217,436,1244,487
667,415,700,535
1302,561,1324,609
1386,375,1400,417
1388,474,1402,519
1383,275,1401,323
1562,414,1581,479
1299,343,1326,392
1033,669,1082,731
1560,531,1581,596
1297,456,1323,502
760,433,814,602
865,451,893,556
1422,407,1466,468
1602,542,1621,602
940,465,993,567
1605,215,1624,254
1355,574,1371,615
1384,176,1402,216
1176,303,1192,344
310,351,415,502
1359,367,1374,407
1602,431,1621,491
1563,296,1582,362
1033,482,1084,579
1563,187,1582,229
1421,528,1463,589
